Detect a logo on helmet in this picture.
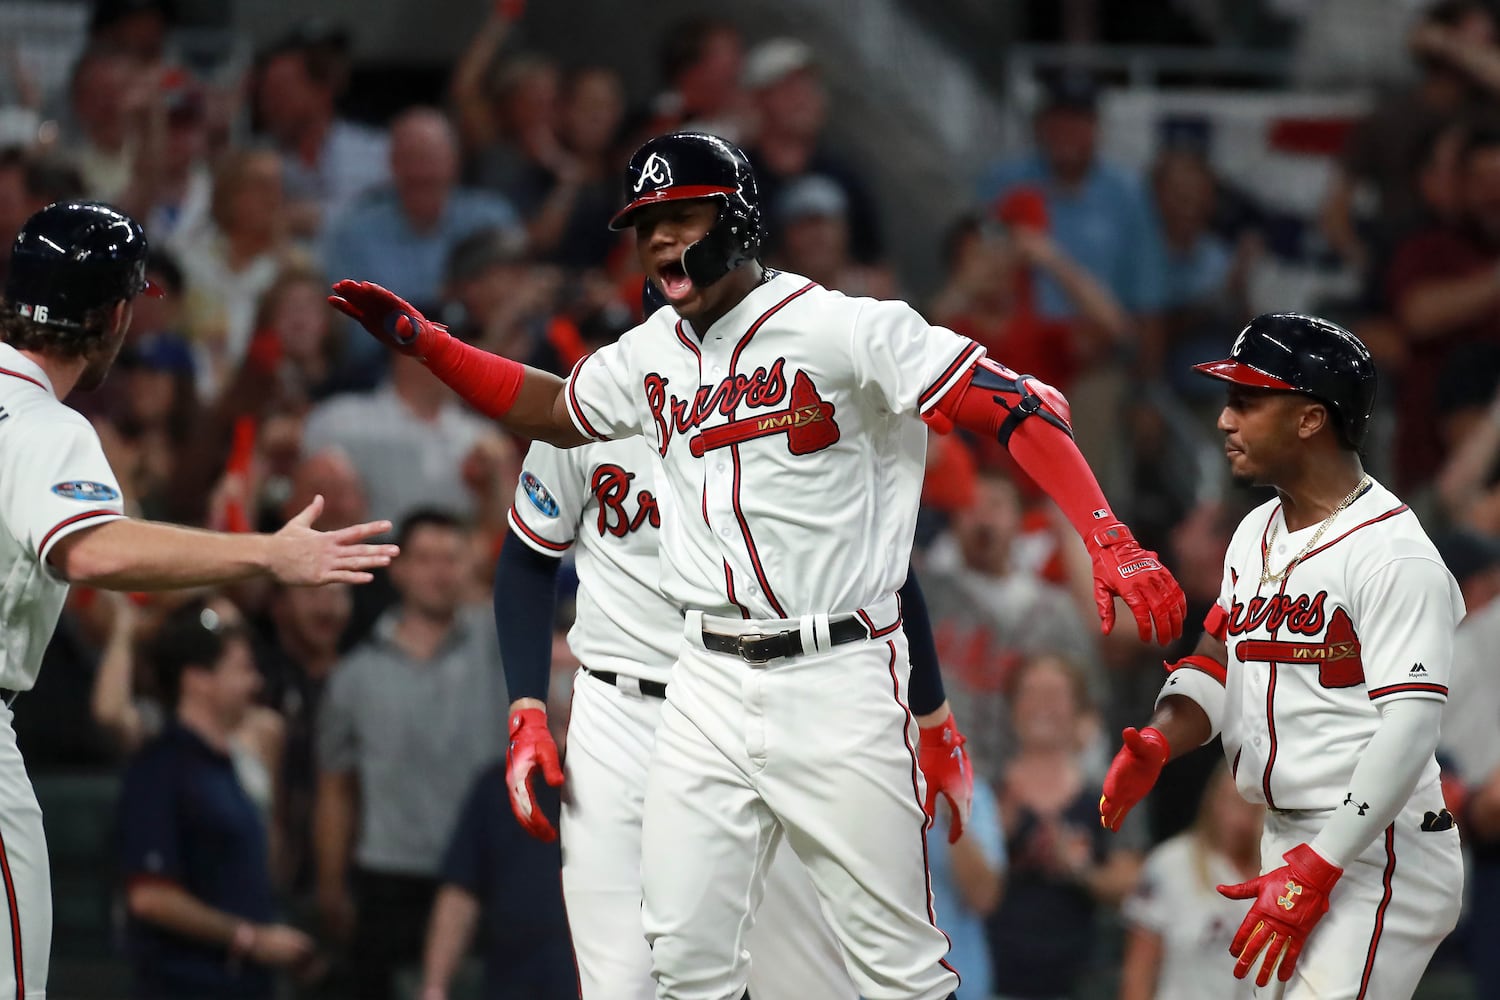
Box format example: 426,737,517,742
634,152,674,192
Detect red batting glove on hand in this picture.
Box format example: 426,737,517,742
1099,726,1169,832
327,280,450,360
918,715,974,845
506,708,563,842
1088,523,1187,645
1218,844,1342,987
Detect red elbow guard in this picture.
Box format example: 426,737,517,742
923,358,1072,443
1166,653,1228,686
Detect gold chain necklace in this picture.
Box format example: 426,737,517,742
1260,476,1371,586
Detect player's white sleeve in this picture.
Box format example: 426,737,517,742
1352,555,1463,704
507,440,589,556
563,338,643,441
847,299,985,417
0,412,125,574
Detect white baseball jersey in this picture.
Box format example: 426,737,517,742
0,343,125,692
1182,479,1464,810
563,270,982,620
507,436,680,685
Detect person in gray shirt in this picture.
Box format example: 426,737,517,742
314,509,507,1000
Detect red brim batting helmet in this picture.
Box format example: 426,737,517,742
1195,312,1377,448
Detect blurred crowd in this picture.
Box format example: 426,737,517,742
2,0,1499,998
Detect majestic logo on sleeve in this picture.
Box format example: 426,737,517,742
634,152,673,192
590,463,660,537
643,361,841,458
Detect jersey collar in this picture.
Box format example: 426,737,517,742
679,270,812,343
0,343,57,398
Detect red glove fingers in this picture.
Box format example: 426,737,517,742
1088,523,1187,645
1099,726,1169,832
506,707,564,842
1217,843,1342,987
918,714,974,845
328,279,447,358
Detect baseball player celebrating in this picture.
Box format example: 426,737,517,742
0,201,397,997
1099,314,1465,999
494,419,972,999
331,131,1184,1000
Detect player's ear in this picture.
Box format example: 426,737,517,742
1297,399,1330,442
109,299,133,339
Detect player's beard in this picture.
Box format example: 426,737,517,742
75,338,123,391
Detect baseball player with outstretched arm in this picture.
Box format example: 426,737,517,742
0,202,397,997
493,416,973,999
1099,314,1465,999
331,131,1185,1000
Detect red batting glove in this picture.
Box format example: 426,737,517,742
1099,726,1169,832
1218,844,1342,988
327,280,450,360
506,708,563,842
918,715,974,845
1088,523,1187,645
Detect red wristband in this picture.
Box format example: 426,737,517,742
422,334,526,419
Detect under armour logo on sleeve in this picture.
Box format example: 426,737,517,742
1343,792,1369,816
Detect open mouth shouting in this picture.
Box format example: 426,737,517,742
654,257,695,305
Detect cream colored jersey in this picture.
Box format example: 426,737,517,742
507,436,679,684
0,343,125,691
1209,479,1463,810
562,270,982,620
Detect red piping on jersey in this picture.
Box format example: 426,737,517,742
566,355,607,440
0,820,23,999
674,320,700,358
721,280,814,619
1300,505,1410,565
0,367,45,392
885,640,959,982
1260,573,1292,809
38,508,118,559
917,342,983,411
1356,824,1397,1000
1368,682,1448,700
507,507,572,553
857,607,903,639
723,562,750,619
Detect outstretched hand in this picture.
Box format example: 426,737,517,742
268,495,398,586
327,280,449,359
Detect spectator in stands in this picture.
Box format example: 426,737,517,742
177,147,298,396
742,38,885,264
987,654,1142,999
64,44,142,202
975,69,1167,352
1436,356,1500,533
253,581,352,892
638,16,748,141
137,76,214,254
1322,0,1500,277
118,598,311,1000
1118,764,1261,1000
109,328,198,519
439,228,553,361
928,195,1127,394
919,467,1097,781
322,107,521,380
249,264,351,408
314,510,508,1000
253,21,389,238
89,0,175,66
768,175,896,299
301,350,508,528
927,778,1006,998
1386,125,1500,490
417,764,575,1000
0,148,27,282
1436,532,1500,1000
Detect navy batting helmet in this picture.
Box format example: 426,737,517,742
610,131,761,288
1194,313,1377,449
4,201,161,330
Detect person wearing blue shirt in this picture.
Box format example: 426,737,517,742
118,599,315,1000
417,763,575,1000
321,108,522,379
928,778,1006,999
975,71,1169,324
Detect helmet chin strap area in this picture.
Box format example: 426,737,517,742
682,201,756,287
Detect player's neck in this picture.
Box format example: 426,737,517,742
688,263,766,333
1276,455,1366,531
15,349,84,400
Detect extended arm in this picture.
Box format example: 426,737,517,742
418,886,482,1000
328,281,587,447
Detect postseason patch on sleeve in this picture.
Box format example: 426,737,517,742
51,480,120,502
520,471,560,518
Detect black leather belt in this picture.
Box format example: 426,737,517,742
583,666,668,699
702,616,868,664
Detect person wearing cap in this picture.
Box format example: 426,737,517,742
1435,529,1500,999
741,38,886,266
975,69,1168,344
769,173,896,299
0,200,396,996
253,20,390,238
117,596,315,1000
88,0,175,65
